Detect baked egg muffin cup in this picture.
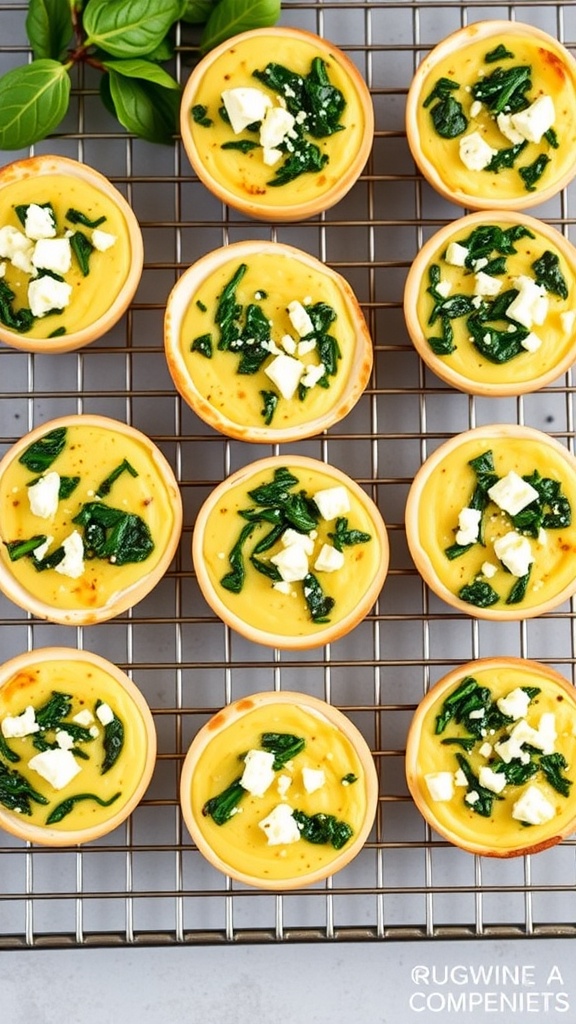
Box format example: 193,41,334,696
404,210,576,396
406,20,576,211
192,454,389,650
0,155,144,353
406,657,576,857
180,690,379,889
405,424,576,620
0,646,156,847
179,27,374,221
0,414,182,625
164,239,373,442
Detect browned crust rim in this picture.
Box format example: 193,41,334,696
179,690,379,889
405,656,576,857
0,155,144,354
404,423,576,620
0,414,183,625
179,27,374,222
192,454,389,650
405,20,576,211
0,646,157,847
164,239,373,442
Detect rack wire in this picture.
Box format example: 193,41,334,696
1,0,576,949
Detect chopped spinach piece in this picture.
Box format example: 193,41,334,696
202,776,245,825
304,57,346,137
494,759,538,786
220,139,259,153
435,676,483,734
471,64,532,114
484,44,515,63
191,103,213,127
46,791,121,825
70,230,94,277
3,535,48,561
455,753,502,817
0,759,48,815
485,140,529,173
328,517,371,552
58,475,80,499
19,426,67,472
423,77,468,138
544,127,559,148
248,467,301,506
267,138,328,187
196,299,207,312
342,773,358,784
48,326,67,338
216,263,246,351
444,541,473,560
260,732,305,770
440,736,476,752
506,569,532,605
35,691,72,730
72,502,154,565
303,571,335,623
519,154,550,192
531,250,569,299
220,521,254,593
459,579,500,608
0,732,20,764
0,279,35,333
31,545,65,572
292,809,353,849
191,333,213,358
259,389,279,425
250,554,282,582
65,208,106,229
97,701,124,774
427,265,475,326
540,752,572,797
428,316,455,355
96,459,139,498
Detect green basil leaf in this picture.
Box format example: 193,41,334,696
200,0,280,55
83,0,182,58
0,60,71,150
106,69,180,144
25,0,73,60
180,0,213,23
101,58,180,92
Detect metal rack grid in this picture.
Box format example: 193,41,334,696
1,0,576,949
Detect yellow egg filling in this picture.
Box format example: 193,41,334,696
0,173,132,340
0,656,150,832
189,701,369,882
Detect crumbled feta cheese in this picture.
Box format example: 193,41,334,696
221,87,272,134
455,506,481,546
510,712,557,755
521,331,542,353
314,543,345,573
270,542,309,583
478,765,507,794
478,742,493,758
459,131,497,171
297,338,317,357
436,280,452,298
445,242,468,267
300,361,326,390
424,771,454,802
281,529,314,555
33,535,53,561
263,353,304,400
23,204,56,240
91,229,117,252
474,271,502,298
262,147,283,166
55,729,74,751
258,803,301,845
261,337,283,356
313,486,350,521
32,237,71,275
272,580,292,595
259,106,295,150
0,262,5,278
28,471,60,519
240,748,276,797
277,774,292,798
28,275,72,317
465,790,479,805
89,725,100,739
497,687,532,721
54,530,85,579
470,100,483,118
287,300,314,338
469,709,485,720
511,784,556,825
454,768,468,787
494,734,526,764
0,225,34,262
28,748,81,790
496,112,526,145
302,767,326,794
73,709,95,727
510,95,555,144
493,530,534,577
95,702,114,726
280,333,297,355
506,275,548,329
487,470,540,516
481,561,498,578
1,705,39,738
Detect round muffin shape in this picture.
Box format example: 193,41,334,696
0,155,143,353
404,210,576,396
180,690,378,889
406,21,576,211
406,657,576,857
0,414,182,625
0,647,156,846
179,27,374,221
405,424,576,620
192,455,389,649
164,240,373,442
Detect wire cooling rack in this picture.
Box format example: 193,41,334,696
2,0,576,949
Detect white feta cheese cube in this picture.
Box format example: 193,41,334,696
297,338,317,357
72,709,95,727
55,729,74,751
506,276,548,329
478,765,507,794
258,803,301,845
510,95,555,144
32,237,71,275
493,530,534,577
481,561,498,579
54,530,85,579
424,771,454,802
521,331,542,353
262,147,283,166
302,767,326,794
1,705,39,738
470,99,483,118
436,280,452,298
240,748,276,797
270,543,309,583
33,535,53,561
454,768,468,787
28,471,60,519
91,229,117,252
474,271,502,297
509,713,557,755
263,353,304,400
280,333,297,355
455,506,481,545
221,87,272,134
28,275,72,317
0,225,34,261
496,687,532,721
511,784,556,825
272,580,292,595
300,361,326,390
496,112,526,145
314,543,345,573
478,742,493,758
281,529,314,555
23,204,56,240
313,485,350,521
494,734,525,764
465,789,479,805
459,131,497,171
28,748,82,790
487,470,540,516
259,106,295,150
445,242,468,267
287,299,314,338
277,774,292,798
95,702,114,726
